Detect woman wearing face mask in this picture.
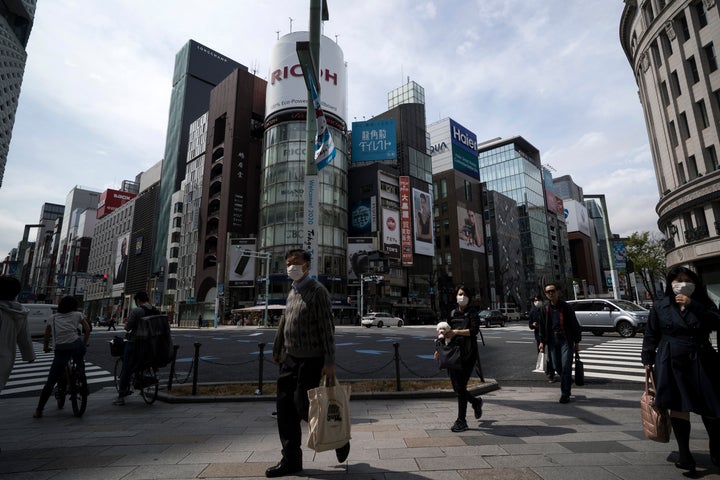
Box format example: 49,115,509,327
642,266,720,473
440,285,483,432
529,295,555,382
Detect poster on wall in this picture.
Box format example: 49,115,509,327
412,188,434,256
228,239,257,287
382,208,401,259
113,233,130,286
456,205,484,253
347,237,374,284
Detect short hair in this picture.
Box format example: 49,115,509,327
532,295,542,302
544,281,561,291
285,249,311,263
57,296,78,314
0,276,21,301
134,291,150,303
455,284,473,297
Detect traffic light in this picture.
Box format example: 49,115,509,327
103,273,108,283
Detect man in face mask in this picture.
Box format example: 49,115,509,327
267,249,349,477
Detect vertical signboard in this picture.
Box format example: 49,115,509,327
303,174,320,277
413,188,435,256
612,241,627,271
382,208,400,259
449,119,479,181
398,176,413,265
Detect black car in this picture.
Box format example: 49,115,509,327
478,309,505,327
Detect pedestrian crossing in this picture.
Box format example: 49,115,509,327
578,338,645,383
1,345,115,397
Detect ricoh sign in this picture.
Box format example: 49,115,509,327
265,31,347,123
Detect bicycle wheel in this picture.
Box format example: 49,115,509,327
55,372,67,409
114,357,123,393
70,368,88,417
139,368,158,405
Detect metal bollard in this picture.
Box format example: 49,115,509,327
192,342,201,395
257,342,266,395
393,342,401,391
167,344,180,391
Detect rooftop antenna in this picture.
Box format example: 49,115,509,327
289,17,293,33
335,34,339,44
276,30,280,40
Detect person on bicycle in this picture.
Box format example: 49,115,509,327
114,291,159,406
33,296,90,418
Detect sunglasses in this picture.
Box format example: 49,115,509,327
545,289,557,294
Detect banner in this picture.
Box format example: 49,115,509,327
399,176,413,265
413,188,435,257
308,74,336,170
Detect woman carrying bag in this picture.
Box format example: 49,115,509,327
435,285,483,432
641,266,720,474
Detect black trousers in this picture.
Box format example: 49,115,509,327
276,354,324,462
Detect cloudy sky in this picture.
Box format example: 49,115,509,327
0,0,658,257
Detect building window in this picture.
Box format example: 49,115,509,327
678,14,690,42
661,31,673,57
658,0,667,8
671,71,682,97
651,42,662,66
697,99,710,129
688,155,699,179
688,56,700,83
677,161,687,184
440,178,447,199
660,80,670,106
704,43,718,72
643,1,655,24
705,145,719,171
464,180,472,201
669,120,679,147
695,1,708,28
679,112,691,139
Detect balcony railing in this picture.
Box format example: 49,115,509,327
684,225,710,243
662,237,676,251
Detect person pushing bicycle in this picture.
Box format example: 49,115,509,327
33,296,90,418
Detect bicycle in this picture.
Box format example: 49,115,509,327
54,354,88,417
110,337,159,404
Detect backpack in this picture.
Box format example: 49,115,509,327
135,306,174,369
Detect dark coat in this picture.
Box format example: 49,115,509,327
446,308,480,366
529,305,542,343
537,300,581,345
641,297,720,416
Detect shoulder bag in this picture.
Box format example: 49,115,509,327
574,351,584,386
640,369,671,443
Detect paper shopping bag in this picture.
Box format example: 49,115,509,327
532,351,546,373
307,375,351,452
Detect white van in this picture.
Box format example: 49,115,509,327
22,304,57,337
498,307,521,321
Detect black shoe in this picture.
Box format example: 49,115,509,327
336,441,350,463
450,419,469,432
265,460,302,478
473,398,483,419
674,456,696,473
559,395,570,404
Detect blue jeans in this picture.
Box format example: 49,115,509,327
36,339,86,412
548,335,574,396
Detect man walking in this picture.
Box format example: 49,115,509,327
266,249,350,478
538,282,581,404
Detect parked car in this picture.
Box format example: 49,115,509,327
498,307,521,321
22,304,57,337
567,299,648,338
478,309,505,327
361,312,404,328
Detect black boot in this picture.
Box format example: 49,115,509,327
671,417,696,473
702,416,720,467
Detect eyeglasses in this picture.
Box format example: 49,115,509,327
545,289,556,294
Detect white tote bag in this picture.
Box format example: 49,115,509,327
307,375,351,452
532,351,546,373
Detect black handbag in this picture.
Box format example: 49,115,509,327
574,351,585,386
436,343,463,370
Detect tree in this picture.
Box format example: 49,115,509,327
624,231,667,300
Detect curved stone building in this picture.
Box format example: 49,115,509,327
621,0,720,295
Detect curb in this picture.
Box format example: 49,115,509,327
157,378,500,403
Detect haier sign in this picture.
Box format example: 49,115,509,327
450,119,479,181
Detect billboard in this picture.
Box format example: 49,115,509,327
456,205,484,253
412,188,434,256
228,239,256,287
382,208,401,259
399,176,413,265
113,233,130,286
351,119,397,162
265,32,347,123
612,241,627,271
97,189,136,219
347,238,374,284
564,199,591,236
349,199,373,236
542,169,564,218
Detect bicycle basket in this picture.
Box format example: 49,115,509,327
109,336,125,357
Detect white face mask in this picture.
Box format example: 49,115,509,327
533,301,542,308
287,264,305,281
456,295,469,307
672,281,695,296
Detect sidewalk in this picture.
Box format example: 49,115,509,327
2,384,719,479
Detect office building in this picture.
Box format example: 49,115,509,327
621,0,720,299
28,203,63,301
0,0,35,188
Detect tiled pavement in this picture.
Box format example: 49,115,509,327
1,382,719,479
